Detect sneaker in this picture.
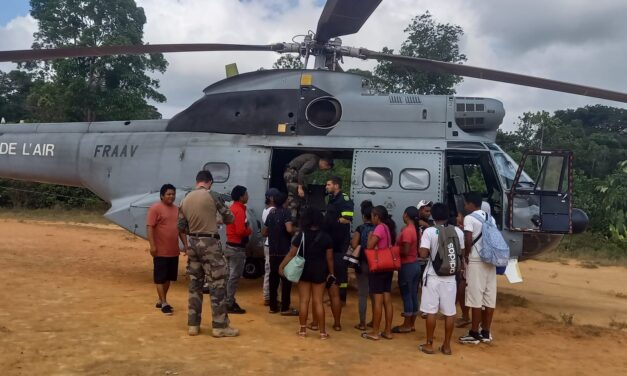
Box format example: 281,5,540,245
161,305,173,316
227,303,246,314
458,331,481,345
188,326,200,336
212,326,240,338
480,330,493,343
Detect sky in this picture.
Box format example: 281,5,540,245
1,0,626,130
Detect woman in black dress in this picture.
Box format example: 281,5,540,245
280,208,334,339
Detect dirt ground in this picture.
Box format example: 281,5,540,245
0,219,626,376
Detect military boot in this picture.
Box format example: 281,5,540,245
188,326,200,336
211,326,240,338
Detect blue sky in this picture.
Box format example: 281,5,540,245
1,0,30,26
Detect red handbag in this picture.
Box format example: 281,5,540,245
364,224,401,273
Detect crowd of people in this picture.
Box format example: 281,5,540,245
145,157,500,354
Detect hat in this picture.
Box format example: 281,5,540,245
265,187,281,198
231,185,247,201
416,200,433,210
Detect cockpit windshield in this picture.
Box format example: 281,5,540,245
491,149,534,190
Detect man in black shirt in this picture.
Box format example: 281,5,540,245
323,176,354,331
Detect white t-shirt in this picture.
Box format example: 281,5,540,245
262,207,274,246
463,209,496,262
420,225,465,282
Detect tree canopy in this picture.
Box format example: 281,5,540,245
23,0,168,122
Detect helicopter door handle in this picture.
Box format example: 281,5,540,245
357,190,376,195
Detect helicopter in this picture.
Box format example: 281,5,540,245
0,0,624,279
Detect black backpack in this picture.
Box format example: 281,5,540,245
431,225,462,277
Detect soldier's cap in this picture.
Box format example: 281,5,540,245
416,200,433,210
265,187,281,198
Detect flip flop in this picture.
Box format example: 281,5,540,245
280,309,299,316
455,317,471,328
391,326,412,334
306,322,319,331
320,332,330,340
439,346,452,355
354,323,366,331
333,325,342,332
419,344,435,354
361,332,379,341
379,332,393,340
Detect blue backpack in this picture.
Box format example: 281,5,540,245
470,213,510,267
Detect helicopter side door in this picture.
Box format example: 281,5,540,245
351,149,443,225
508,150,573,233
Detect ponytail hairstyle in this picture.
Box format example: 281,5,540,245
404,206,421,240
360,200,374,222
373,205,397,245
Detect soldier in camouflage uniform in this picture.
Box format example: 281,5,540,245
283,154,333,219
178,170,238,337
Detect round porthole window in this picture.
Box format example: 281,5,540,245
305,96,342,129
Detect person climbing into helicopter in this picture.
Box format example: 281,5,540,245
283,153,333,219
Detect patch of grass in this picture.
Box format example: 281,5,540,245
559,312,574,326
609,318,627,330
497,292,529,308
579,261,599,269
536,233,627,267
0,208,108,224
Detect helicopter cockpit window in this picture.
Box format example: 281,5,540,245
493,152,533,190
363,167,393,189
203,162,230,183
400,169,430,190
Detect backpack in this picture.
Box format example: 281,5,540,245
469,213,510,267
431,225,462,277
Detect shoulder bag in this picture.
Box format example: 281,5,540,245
283,232,306,282
365,225,401,273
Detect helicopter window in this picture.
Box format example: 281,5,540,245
456,103,465,112
493,152,533,190
476,103,485,112
203,162,230,183
363,167,393,189
466,103,475,112
399,169,430,190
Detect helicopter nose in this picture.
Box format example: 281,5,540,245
572,208,589,234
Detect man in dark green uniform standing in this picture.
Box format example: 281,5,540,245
283,153,333,219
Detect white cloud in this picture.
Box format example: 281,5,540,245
1,0,625,131
0,14,36,72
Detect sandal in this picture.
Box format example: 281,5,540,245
361,332,379,341
297,326,307,338
391,326,412,334
379,332,393,340
333,324,342,332
439,346,452,356
354,323,366,331
306,322,319,331
419,344,435,354
280,308,299,316
455,317,471,328
320,332,330,340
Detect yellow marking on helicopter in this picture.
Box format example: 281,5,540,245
0,142,55,157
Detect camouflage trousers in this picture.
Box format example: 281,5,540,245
187,236,229,328
283,168,303,220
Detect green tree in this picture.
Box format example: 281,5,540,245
371,11,466,94
272,54,304,69
24,0,168,122
0,70,36,123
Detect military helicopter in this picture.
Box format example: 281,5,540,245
0,0,623,278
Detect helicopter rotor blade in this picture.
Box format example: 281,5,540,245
316,0,382,43
0,43,285,63
360,49,627,103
